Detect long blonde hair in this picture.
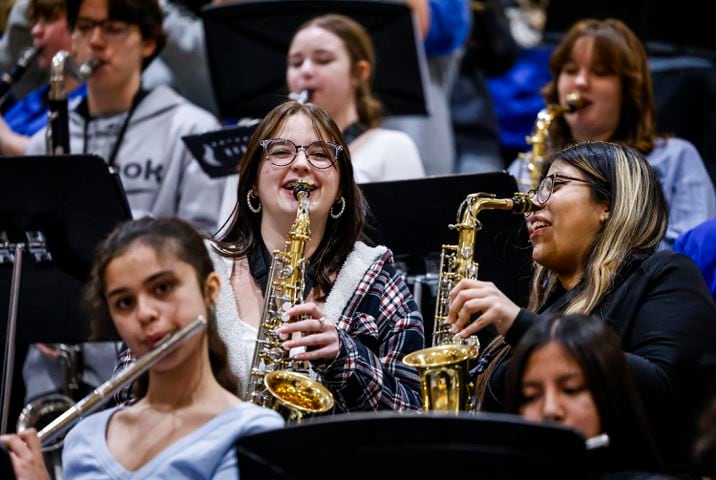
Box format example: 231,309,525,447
529,141,667,313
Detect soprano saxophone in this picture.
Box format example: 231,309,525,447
246,179,334,423
515,93,583,193
46,50,98,155
403,192,538,412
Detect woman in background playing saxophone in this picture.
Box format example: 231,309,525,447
1,217,284,479
509,18,715,249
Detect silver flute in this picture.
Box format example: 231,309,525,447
585,433,610,450
289,89,312,104
35,315,207,446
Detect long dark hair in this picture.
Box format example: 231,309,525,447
216,100,370,298
84,217,239,397
506,313,663,473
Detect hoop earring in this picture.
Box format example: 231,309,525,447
330,196,345,219
246,190,261,213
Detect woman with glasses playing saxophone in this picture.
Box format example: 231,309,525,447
449,141,716,476
0,217,285,480
208,99,424,413
114,99,424,414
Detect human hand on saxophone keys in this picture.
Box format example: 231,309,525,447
276,302,340,363
446,279,521,338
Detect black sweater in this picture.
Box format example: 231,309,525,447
493,251,716,473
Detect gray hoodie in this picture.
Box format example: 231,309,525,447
26,85,225,233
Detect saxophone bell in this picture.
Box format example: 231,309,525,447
263,371,334,423
403,342,479,413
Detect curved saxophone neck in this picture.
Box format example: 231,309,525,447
461,192,539,222
467,193,516,218
49,50,99,100
49,50,71,100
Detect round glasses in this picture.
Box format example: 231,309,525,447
74,17,132,41
260,138,342,169
529,173,593,206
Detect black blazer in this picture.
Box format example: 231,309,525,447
496,251,716,473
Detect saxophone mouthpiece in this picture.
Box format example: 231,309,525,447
511,192,541,214
564,93,584,113
78,58,99,79
291,178,314,199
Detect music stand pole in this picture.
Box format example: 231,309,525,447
0,239,24,434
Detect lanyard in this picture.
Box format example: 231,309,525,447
81,88,147,167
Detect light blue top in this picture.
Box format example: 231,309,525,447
62,403,284,479
508,136,716,249
647,137,716,249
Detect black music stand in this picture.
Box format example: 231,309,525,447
236,411,593,480
200,0,430,121
0,154,131,433
181,122,259,178
543,0,716,57
360,172,533,341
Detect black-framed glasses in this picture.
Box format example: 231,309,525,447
75,17,132,41
531,174,592,206
260,138,342,169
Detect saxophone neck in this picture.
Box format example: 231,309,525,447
287,182,312,242
48,51,99,100
49,50,71,100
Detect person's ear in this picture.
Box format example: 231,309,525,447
140,38,157,62
355,60,371,82
205,272,221,304
599,204,610,224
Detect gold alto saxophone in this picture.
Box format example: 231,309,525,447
403,192,538,413
17,316,207,446
515,93,584,192
246,179,334,423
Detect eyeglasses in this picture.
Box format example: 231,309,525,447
530,174,592,206
74,17,132,41
260,138,342,169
